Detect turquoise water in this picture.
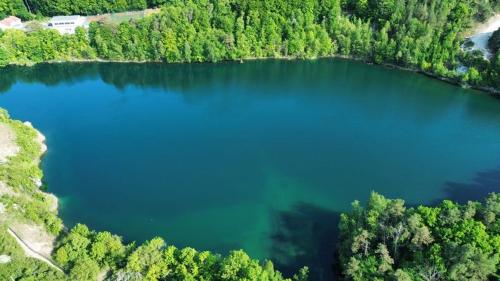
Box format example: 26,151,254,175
1,59,500,279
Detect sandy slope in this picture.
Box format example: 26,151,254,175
0,123,19,164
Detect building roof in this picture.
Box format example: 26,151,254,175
50,15,84,22
0,16,21,27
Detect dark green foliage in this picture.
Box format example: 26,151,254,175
489,27,500,54
0,0,33,20
26,0,154,16
1,0,498,90
339,192,500,281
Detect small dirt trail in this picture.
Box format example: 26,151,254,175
7,227,64,273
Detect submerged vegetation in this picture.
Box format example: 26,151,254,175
0,0,499,91
1,108,498,280
0,108,307,281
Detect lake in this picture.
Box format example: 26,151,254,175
1,59,500,280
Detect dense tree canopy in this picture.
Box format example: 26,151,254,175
52,224,309,281
24,0,160,16
0,0,498,90
339,192,500,281
489,27,500,54
0,0,32,20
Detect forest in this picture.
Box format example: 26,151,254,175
0,0,499,91
45,193,498,281
339,192,499,281
0,0,164,17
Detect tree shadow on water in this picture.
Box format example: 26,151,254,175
442,167,500,204
269,202,341,281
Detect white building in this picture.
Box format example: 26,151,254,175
0,16,23,31
47,15,88,34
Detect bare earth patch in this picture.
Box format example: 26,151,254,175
7,226,63,272
0,181,16,197
0,123,19,164
10,223,56,258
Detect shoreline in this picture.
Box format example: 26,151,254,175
3,55,499,96
0,113,61,273
27,122,59,213
17,121,59,215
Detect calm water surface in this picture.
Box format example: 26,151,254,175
1,59,500,279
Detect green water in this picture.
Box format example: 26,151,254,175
1,59,499,279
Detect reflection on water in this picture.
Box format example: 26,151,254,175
1,59,500,281
443,167,500,203
270,203,340,280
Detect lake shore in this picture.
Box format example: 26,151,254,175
3,54,498,96
0,114,60,271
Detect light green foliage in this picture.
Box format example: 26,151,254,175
0,226,65,281
125,237,169,280
69,257,100,281
0,28,95,66
0,109,62,234
27,0,152,16
0,109,41,192
54,224,127,271
339,192,500,281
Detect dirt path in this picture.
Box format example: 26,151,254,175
7,227,63,272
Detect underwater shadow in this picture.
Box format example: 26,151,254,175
269,202,341,281
442,166,500,204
